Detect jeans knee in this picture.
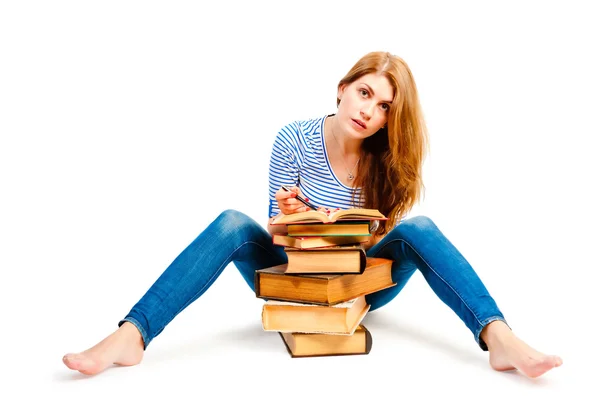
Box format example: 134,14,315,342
218,209,245,222
200,209,257,243
407,215,436,229
391,215,437,238
214,209,256,236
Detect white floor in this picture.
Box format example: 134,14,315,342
17,254,598,398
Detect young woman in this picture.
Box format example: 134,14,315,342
63,51,562,378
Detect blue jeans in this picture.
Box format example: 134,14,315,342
119,209,506,351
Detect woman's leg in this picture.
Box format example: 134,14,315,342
63,209,286,375
365,215,562,378
366,216,506,346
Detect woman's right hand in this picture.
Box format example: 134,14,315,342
275,186,312,215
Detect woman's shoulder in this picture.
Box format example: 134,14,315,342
277,114,328,139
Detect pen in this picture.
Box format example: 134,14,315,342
281,185,319,210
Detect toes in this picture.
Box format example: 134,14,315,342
63,353,101,374
554,356,563,367
62,354,80,369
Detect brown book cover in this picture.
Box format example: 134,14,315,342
262,295,369,335
254,257,395,305
278,324,373,358
283,245,367,274
287,222,371,237
272,234,370,249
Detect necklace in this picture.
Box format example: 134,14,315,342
331,127,360,181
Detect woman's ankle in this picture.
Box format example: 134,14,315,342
480,320,512,349
118,321,144,348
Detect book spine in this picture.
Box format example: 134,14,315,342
253,272,261,298
364,325,373,354
358,248,367,274
277,326,373,358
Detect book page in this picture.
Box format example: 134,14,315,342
330,208,386,221
271,208,386,225
271,210,329,224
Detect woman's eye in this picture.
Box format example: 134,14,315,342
359,89,368,97
381,103,390,111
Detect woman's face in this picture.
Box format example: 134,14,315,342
337,73,394,140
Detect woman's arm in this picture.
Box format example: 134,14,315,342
267,214,288,236
362,233,385,251
267,186,310,236
361,220,385,251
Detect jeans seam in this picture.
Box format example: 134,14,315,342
372,237,486,329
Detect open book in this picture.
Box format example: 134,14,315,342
271,208,387,225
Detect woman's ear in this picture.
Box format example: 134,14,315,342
337,83,347,101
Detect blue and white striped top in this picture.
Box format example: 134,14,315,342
268,114,364,218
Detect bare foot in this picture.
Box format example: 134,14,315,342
482,321,563,378
63,322,144,376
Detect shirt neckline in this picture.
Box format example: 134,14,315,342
320,113,355,190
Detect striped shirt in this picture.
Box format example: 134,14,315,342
268,114,364,218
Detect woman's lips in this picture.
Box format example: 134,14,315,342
352,119,366,129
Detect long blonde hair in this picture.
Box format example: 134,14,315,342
339,51,429,234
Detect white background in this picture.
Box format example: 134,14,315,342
1,0,599,397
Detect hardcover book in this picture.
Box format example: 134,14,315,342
254,257,395,305
262,295,369,335
278,324,372,358
286,222,371,237
272,233,370,249
283,245,367,274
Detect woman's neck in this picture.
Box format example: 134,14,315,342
326,115,362,156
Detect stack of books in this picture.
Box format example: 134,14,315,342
255,208,395,358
